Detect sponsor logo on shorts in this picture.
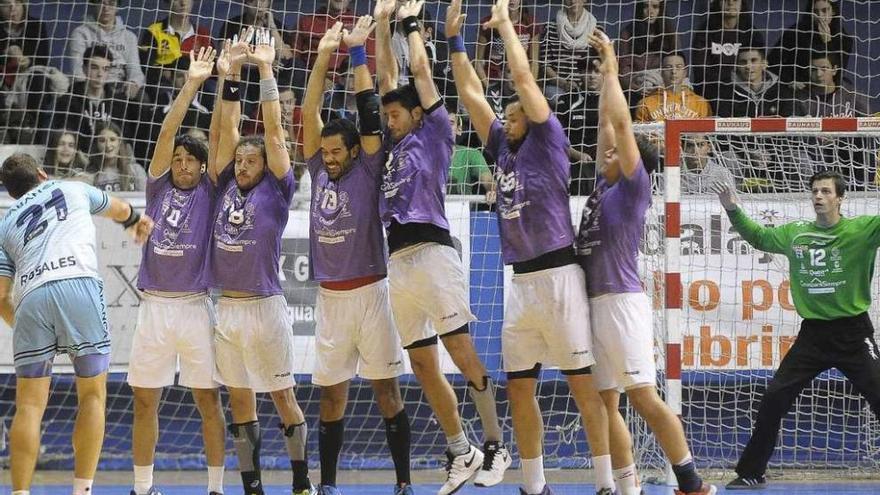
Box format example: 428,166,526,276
624,370,641,376
274,372,292,378
571,349,591,356
440,312,459,321
388,360,402,366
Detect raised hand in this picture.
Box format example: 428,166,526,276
445,0,465,39
482,0,510,30
711,181,738,211
215,40,232,77
588,30,618,76
250,27,276,66
318,21,344,55
187,46,216,83
373,0,396,21
396,0,424,20
343,15,376,48
228,26,255,69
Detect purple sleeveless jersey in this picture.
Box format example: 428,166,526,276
308,150,387,281
576,163,651,295
379,103,452,230
484,115,575,264
138,172,214,292
211,166,295,295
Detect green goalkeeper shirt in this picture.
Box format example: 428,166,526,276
728,207,880,320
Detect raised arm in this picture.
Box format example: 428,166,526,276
474,30,491,89
343,16,382,155
207,45,226,184
251,28,291,179
150,47,216,178
712,182,788,254
483,0,548,123
447,0,496,143
214,29,253,178
397,0,439,110
374,0,398,96
304,22,344,160
591,32,640,179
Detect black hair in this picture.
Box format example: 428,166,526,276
809,170,846,197
1,152,43,199
321,118,360,151
173,134,208,166
707,0,756,31
663,50,689,65
83,43,113,63
380,84,421,111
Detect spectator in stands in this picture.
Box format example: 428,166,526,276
475,0,540,89
680,134,735,193
447,107,493,196
768,0,854,92
618,0,678,106
85,121,145,191
53,44,137,155
555,59,603,195
0,0,49,84
139,0,213,103
635,51,713,122
713,47,804,117
691,0,765,100
293,0,375,76
540,0,597,101
800,54,870,117
67,0,146,101
217,0,294,112
391,9,435,87
44,128,89,178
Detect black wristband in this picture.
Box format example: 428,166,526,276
402,16,420,36
119,205,140,229
356,89,382,136
222,80,241,101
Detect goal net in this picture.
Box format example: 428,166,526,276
0,0,878,484
651,116,880,478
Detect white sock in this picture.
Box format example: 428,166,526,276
521,456,546,495
133,464,154,494
673,452,693,467
445,431,470,456
614,464,640,495
592,455,614,490
72,478,93,495
12,490,30,495
208,465,225,493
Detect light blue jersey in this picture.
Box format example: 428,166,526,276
0,180,109,307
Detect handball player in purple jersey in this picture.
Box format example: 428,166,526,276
127,47,226,495
373,1,510,493
208,28,312,495
446,0,613,494
302,20,413,495
576,33,715,495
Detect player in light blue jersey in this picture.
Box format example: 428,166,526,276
0,152,153,495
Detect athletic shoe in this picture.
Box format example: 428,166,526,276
394,484,415,495
726,476,767,490
293,485,318,495
131,487,163,495
473,441,511,487
437,444,484,495
317,485,342,495
674,482,717,495
595,488,614,495
209,492,223,495
518,485,555,495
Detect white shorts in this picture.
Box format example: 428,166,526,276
589,292,656,392
127,293,218,389
214,295,296,393
388,243,476,347
502,264,595,373
313,279,405,386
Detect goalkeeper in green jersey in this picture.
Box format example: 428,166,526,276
714,170,880,490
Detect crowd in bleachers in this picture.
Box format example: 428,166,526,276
0,0,876,196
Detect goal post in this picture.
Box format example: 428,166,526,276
645,116,880,478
